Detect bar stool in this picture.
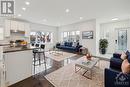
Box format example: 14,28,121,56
38,44,46,65
33,44,45,74
35,44,40,47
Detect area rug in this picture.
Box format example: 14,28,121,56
45,58,109,87
45,51,77,61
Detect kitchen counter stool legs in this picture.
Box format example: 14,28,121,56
33,49,46,74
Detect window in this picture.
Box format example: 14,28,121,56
62,31,80,42
63,32,67,37
76,31,80,35
30,31,53,46
71,31,75,35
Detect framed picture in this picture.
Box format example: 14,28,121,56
82,31,93,39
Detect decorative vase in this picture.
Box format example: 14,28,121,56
86,53,92,60
100,48,106,54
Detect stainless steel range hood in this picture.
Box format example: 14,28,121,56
10,30,25,34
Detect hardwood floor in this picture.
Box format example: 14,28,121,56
9,53,83,87
9,75,54,87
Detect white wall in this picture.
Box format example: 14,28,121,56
58,19,96,55
30,23,58,51
100,19,130,53
0,17,4,27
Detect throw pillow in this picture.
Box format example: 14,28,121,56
72,42,74,46
64,42,68,46
121,52,127,60
113,53,121,58
61,42,64,45
121,59,130,74
125,50,130,63
126,50,129,55
72,42,77,47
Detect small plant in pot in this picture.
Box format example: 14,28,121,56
99,39,108,54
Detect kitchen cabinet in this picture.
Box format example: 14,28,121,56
4,20,11,37
4,50,33,86
4,20,30,37
0,27,4,40
17,22,25,31
24,23,30,37
10,21,17,31
0,47,6,87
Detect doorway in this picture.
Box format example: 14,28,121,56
115,28,127,52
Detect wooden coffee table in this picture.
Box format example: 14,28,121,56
75,57,99,79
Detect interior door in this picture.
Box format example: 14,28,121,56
115,29,127,52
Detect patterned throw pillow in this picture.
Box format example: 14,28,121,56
121,52,127,60
72,42,77,47
121,59,130,74
61,42,64,45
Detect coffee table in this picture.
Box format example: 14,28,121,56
75,57,99,79
49,47,63,55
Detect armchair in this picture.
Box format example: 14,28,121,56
105,68,130,87
110,53,123,71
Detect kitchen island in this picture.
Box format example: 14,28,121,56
3,46,34,86
3,46,34,53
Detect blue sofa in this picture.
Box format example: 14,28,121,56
105,52,130,87
56,42,82,52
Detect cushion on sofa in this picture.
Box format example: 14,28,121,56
121,59,130,74
65,46,76,50
64,42,73,47
61,42,64,45
69,42,73,47
121,52,127,60
113,53,121,58
72,42,77,47
64,42,68,46
126,50,129,55
110,57,123,70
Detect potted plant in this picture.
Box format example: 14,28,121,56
99,39,108,54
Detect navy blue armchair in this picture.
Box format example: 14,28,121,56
105,52,130,87
110,53,123,71
105,68,130,87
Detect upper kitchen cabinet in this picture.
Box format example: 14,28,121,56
4,20,30,37
4,20,11,37
10,21,17,31
17,22,25,31
24,23,30,37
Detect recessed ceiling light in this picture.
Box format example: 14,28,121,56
65,9,70,13
18,14,22,17
80,17,83,20
22,7,26,11
112,18,118,21
25,1,30,5
43,19,47,22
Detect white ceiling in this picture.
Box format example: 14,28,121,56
15,0,130,26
